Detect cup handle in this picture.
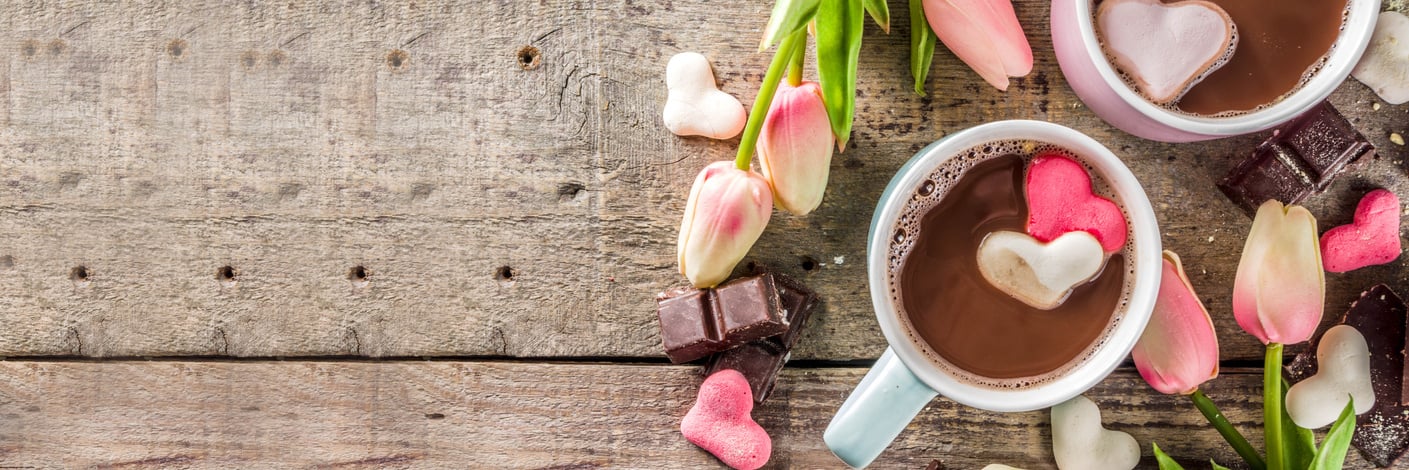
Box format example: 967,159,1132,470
823,348,940,468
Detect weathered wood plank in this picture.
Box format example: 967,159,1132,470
0,1,1405,360
0,361,1385,469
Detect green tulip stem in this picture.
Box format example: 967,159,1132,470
787,36,805,87
1265,343,1286,470
735,30,807,171
1191,389,1266,470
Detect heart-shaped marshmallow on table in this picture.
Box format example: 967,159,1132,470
1097,0,1237,104
1321,189,1402,273
1052,395,1140,470
663,52,747,139
1352,11,1409,105
978,230,1105,310
1026,153,1127,253
1286,325,1375,429
681,369,771,470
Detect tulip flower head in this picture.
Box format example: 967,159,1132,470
1132,251,1220,395
678,161,774,288
1233,200,1324,345
922,0,1034,91
758,81,835,215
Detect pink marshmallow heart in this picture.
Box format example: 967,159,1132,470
1097,0,1237,104
1321,189,1402,273
1026,153,1128,253
681,369,771,470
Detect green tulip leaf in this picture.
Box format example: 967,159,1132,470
1309,399,1357,470
863,0,890,32
816,0,863,149
761,0,821,51
1211,461,1232,470
908,0,937,96
1153,443,1187,470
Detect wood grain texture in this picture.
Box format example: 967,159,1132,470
0,1,1405,360
0,360,1387,469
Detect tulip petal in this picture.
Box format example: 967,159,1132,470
922,0,1033,90
1132,251,1219,395
678,162,774,288
758,81,835,215
1233,201,1324,345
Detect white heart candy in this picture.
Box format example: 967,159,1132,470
1352,11,1409,105
1097,0,1237,104
1286,325,1375,429
1052,396,1140,470
663,52,747,139
977,230,1105,310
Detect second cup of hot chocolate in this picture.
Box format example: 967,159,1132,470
823,120,1162,468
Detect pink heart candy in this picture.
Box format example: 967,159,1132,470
1321,189,1403,273
1026,153,1128,253
681,369,771,470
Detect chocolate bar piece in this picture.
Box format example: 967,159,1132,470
1217,101,1374,216
656,276,789,364
1285,285,1409,467
705,271,819,403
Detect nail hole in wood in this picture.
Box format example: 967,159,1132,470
47,40,65,56
167,39,187,58
69,265,90,287
799,256,819,272
386,49,409,69
425,413,445,420
21,40,38,58
348,265,370,288
516,46,541,70
240,50,259,69
495,266,515,286
267,49,286,67
0,255,13,269
216,265,238,287
557,182,585,202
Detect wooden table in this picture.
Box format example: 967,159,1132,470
0,1,1405,468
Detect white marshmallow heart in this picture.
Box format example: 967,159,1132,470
1286,325,1375,429
1097,0,1237,103
1052,396,1141,470
663,52,747,139
1352,11,1409,105
977,230,1105,310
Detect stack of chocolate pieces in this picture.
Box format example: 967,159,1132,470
1285,285,1409,467
656,270,819,403
1217,101,1375,216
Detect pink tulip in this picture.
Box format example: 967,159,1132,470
1132,251,1220,395
922,0,1034,91
758,81,834,215
678,161,774,288
1233,200,1324,345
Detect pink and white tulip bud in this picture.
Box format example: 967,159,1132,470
758,81,834,215
678,161,774,288
1132,251,1220,395
1233,200,1324,345
922,0,1034,91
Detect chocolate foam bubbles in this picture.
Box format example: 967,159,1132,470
885,140,1138,390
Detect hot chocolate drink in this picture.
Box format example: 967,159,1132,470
888,142,1135,388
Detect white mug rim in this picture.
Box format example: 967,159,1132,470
1070,0,1379,137
866,120,1161,412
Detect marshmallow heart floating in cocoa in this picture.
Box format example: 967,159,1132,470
1352,11,1409,105
1286,325,1375,429
977,230,1106,310
680,369,771,470
1096,0,1237,104
1025,153,1127,253
663,52,747,139
1051,395,1140,470
1320,189,1402,273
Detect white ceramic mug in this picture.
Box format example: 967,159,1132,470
1050,0,1380,142
823,121,1162,468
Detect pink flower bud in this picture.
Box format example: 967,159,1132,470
1233,200,1324,345
678,161,774,288
922,0,1034,91
1132,251,1220,395
758,81,835,215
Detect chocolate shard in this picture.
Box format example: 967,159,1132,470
1217,101,1374,217
705,270,819,403
656,275,790,364
1285,284,1409,467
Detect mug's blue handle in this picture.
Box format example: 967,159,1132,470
824,348,940,468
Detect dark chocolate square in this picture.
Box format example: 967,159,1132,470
1217,101,1374,216
713,275,789,343
657,288,723,364
705,340,788,402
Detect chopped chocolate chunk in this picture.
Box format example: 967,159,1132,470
1217,102,1374,216
705,270,819,403
656,275,790,364
1286,285,1409,467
